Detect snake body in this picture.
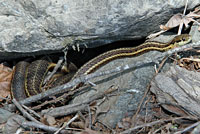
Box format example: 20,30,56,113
25,60,54,97
11,34,191,100
11,61,29,100
71,34,191,80
11,60,54,100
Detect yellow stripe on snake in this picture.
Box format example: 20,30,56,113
11,34,191,100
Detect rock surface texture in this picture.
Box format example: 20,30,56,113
0,0,198,59
71,35,185,128
151,66,200,117
0,0,199,130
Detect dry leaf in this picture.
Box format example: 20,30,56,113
149,3,200,38
161,12,200,31
164,13,183,29
0,64,12,100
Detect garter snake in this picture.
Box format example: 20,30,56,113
70,34,191,80
11,34,191,100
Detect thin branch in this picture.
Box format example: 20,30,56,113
147,30,166,39
183,0,188,16
41,85,117,117
178,0,188,35
131,56,169,127
22,104,41,118
174,121,200,134
31,84,86,110
44,57,64,84
12,99,40,124
66,114,80,126
21,121,82,133
178,22,184,35
87,105,92,129
121,116,191,134
16,128,23,134
54,114,79,134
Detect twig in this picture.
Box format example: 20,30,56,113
152,124,169,134
88,81,96,86
78,111,86,122
41,85,117,117
131,56,169,126
147,30,166,39
92,101,110,125
5,40,200,111
12,99,40,124
96,120,115,132
121,116,191,134
178,0,188,35
31,85,86,110
44,57,64,84
54,114,79,134
66,114,79,126
16,128,23,134
174,121,200,134
87,105,92,129
183,0,188,16
178,22,184,35
21,121,82,133
22,104,41,118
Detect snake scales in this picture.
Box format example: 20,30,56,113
11,34,191,101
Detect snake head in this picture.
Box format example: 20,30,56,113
170,34,192,47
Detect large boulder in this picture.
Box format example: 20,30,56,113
0,0,198,59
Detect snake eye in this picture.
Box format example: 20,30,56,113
182,37,186,41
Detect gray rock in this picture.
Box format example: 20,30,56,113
0,108,14,124
151,66,200,117
3,114,26,134
72,45,172,128
190,22,200,42
0,0,198,59
71,27,198,128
